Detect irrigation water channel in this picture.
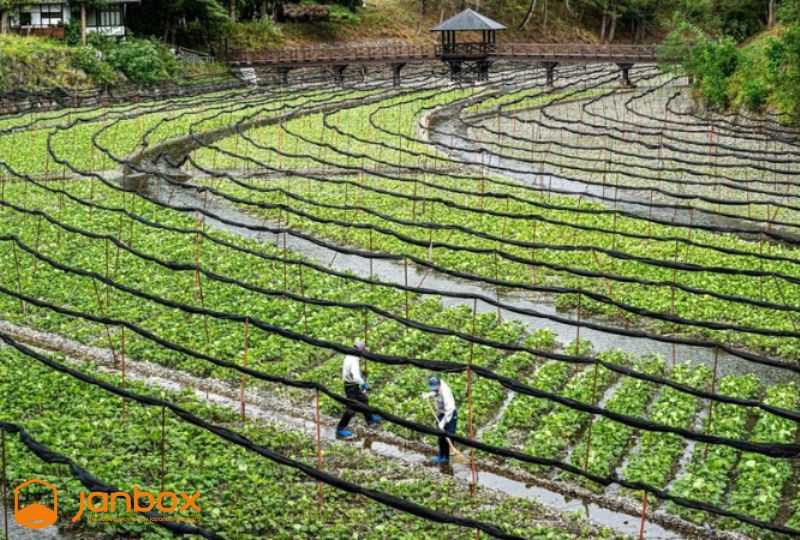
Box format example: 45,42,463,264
114,87,800,539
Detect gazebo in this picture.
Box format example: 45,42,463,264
432,8,506,80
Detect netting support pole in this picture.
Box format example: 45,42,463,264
576,293,582,344
530,219,537,286
105,238,111,310
160,406,166,493
638,490,648,540
585,356,600,472
404,257,410,321
12,243,26,314
369,230,374,280
283,231,288,293
363,309,369,377
299,266,309,335
705,346,720,459
315,389,324,505
468,298,478,497
193,232,210,354
241,318,249,422
493,251,500,319
2,429,8,540
671,239,679,367
121,326,127,419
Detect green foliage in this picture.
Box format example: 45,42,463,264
72,46,118,87
668,374,761,524
734,59,769,111
102,38,181,85
64,20,82,46
326,3,361,24
779,0,800,24
667,0,767,40
662,21,749,110
662,4,800,122
0,34,92,92
225,19,284,50
690,36,740,109
0,346,614,540
765,24,800,119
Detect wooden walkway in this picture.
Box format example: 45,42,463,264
226,43,662,68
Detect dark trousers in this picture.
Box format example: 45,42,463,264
437,411,458,458
337,383,370,430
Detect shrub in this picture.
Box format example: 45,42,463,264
738,76,768,111
64,20,81,46
0,34,91,91
71,46,117,87
104,38,180,85
766,25,800,119
326,4,361,24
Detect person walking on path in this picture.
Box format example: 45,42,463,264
336,340,381,439
422,376,457,464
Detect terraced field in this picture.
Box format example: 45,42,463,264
1,62,799,539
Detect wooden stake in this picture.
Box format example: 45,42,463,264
468,298,478,496
12,243,25,314
530,219,537,286
671,238,679,367
705,347,720,459
241,319,249,422
404,257,410,321
105,238,111,313
584,359,600,472
160,406,166,492
91,279,118,366
369,229,374,280
120,327,127,419
283,231,288,292
299,266,309,335
315,389,324,505
493,251,500,319
363,309,369,377
638,490,648,540
193,253,210,353
2,430,8,540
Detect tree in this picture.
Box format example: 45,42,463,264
518,0,538,29
127,0,229,45
766,23,800,118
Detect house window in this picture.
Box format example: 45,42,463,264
40,4,63,25
18,11,32,26
88,6,122,27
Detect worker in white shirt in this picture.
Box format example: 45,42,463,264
422,376,458,464
336,340,381,439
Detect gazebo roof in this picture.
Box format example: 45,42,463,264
431,8,506,32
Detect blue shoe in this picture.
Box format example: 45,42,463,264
367,415,382,427
431,455,449,465
336,429,355,440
